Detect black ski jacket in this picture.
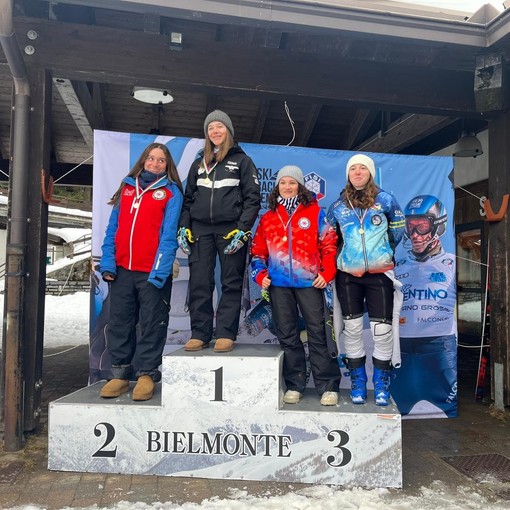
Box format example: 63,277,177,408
179,144,261,235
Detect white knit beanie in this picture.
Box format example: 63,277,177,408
276,165,304,186
204,110,234,138
346,154,376,180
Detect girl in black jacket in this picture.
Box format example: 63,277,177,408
178,110,261,352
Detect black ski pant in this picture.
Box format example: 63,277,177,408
269,285,341,395
106,267,172,380
335,270,393,320
188,233,247,342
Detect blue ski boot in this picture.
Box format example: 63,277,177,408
346,357,367,404
373,358,392,406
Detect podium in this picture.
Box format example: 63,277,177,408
48,344,402,487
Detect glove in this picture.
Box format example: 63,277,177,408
177,227,194,255
223,229,251,255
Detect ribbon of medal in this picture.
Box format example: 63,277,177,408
203,160,218,184
276,209,295,242
348,199,368,234
132,176,164,209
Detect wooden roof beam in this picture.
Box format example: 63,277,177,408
342,109,379,150
355,113,457,153
251,101,270,143
297,103,322,147
39,0,490,47
9,18,479,116
91,82,107,131
53,78,94,148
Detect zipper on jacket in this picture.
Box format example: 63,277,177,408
155,252,162,270
128,196,141,269
361,229,369,273
287,207,299,282
288,228,293,282
209,170,215,223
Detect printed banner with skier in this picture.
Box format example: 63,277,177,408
90,130,457,418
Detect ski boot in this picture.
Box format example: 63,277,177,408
345,356,367,404
373,358,392,406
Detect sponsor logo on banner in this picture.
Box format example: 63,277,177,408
304,172,326,200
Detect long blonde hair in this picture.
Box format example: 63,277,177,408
202,131,234,165
108,143,183,205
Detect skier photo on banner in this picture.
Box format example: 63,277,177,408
392,194,458,417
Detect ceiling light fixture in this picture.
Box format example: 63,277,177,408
453,131,484,158
131,86,174,105
169,32,183,51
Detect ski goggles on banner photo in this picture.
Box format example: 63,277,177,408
405,217,434,236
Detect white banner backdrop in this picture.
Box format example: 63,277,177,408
90,130,457,418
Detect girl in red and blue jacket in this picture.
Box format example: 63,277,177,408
251,165,341,406
100,143,183,401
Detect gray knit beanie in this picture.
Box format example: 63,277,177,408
203,110,234,138
276,165,304,186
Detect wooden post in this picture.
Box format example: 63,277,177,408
22,67,52,431
487,111,510,408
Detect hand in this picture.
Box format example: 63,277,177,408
102,271,116,282
312,274,327,289
177,227,194,255
223,229,251,255
261,276,271,290
172,259,180,279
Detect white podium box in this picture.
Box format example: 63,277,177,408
48,344,402,487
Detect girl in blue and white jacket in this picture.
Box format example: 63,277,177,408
326,154,405,406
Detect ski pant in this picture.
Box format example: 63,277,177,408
106,267,172,380
335,270,394,362
391,335,458,417
269,285,341,395
188,232,247,342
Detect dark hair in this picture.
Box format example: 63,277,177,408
203,129,234,165
343,177,379,209
267,183,314,211
109,143,183,205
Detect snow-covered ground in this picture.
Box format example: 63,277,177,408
0,290,90,348
6,483,509,509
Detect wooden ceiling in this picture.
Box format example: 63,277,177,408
1,0,509,185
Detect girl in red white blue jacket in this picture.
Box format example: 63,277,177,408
251,165,341,406
99,143,183,401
